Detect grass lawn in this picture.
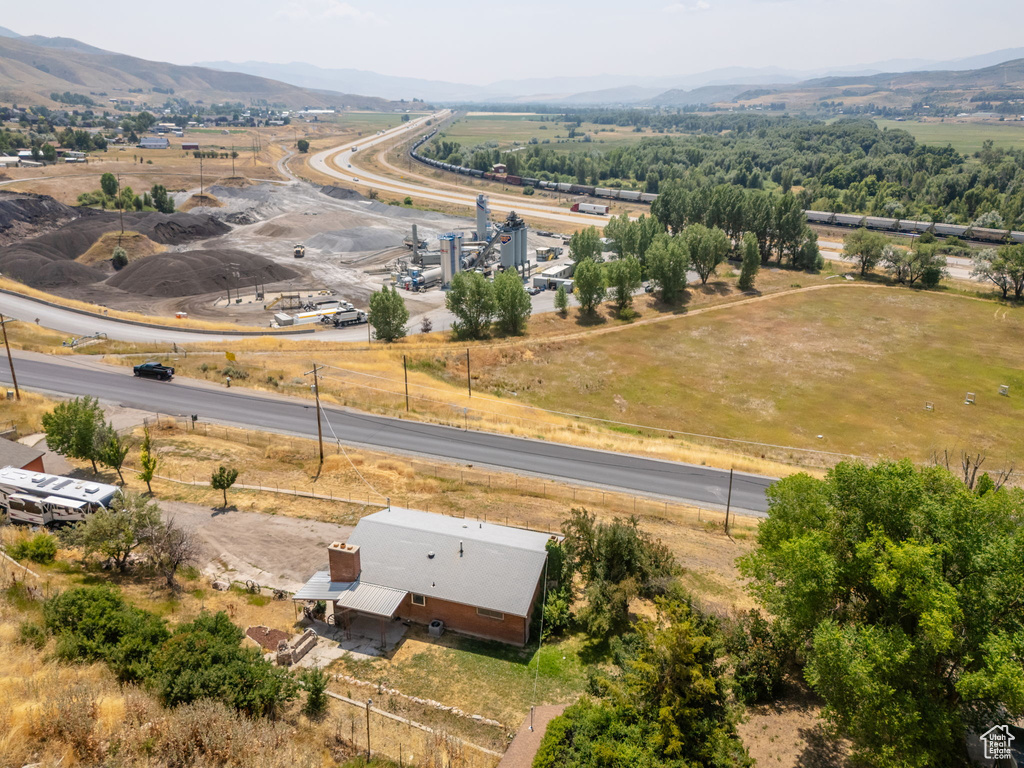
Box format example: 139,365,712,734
874,118,1024,154
462,286,1024,464
330,626,592,726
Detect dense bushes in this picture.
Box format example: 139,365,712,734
7,532,58,563
43,585,296,716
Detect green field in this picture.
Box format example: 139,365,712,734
468,286,1024,464
437,113,661,155
874,118,1024,154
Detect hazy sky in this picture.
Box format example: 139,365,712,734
5,0,1024,84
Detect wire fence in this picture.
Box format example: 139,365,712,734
131,417,742,532
326,692,502,768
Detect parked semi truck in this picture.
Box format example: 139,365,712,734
320,308,367,327
571,203,609,215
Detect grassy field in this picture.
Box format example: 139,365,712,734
874,118,1024,154
436,113,664,156
447,286,1024,466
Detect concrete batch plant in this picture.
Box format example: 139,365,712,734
497,211,529,275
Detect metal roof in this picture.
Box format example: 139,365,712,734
293,572,407,617
347,508,554,618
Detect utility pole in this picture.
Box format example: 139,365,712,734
725,467,734,535
305,363,324,467
230,145,235,176
0,314,20,401
116,174,124,238
199,155,204,197
466,349,472,398
403,355,409,412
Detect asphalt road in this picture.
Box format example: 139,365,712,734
1,354,774,516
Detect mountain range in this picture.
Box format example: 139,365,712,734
197,47,1024,105
0,27,400,110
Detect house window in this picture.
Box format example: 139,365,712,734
477,607,504,621
411,594,426,606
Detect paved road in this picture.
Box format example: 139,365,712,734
0,354,774,516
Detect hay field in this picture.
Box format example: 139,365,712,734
874,118,1024,154
438,113,666,154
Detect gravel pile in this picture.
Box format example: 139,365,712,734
106,248,299,297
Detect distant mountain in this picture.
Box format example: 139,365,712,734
805,58,1024,90
646,84,758,107
0,34,403,110
0,26,20,38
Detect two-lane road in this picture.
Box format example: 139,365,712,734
1,354,774,516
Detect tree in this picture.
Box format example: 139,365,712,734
572,258,606,315
738,231,760,291
645,232,690,303
884,242,948,287
150,184,174,214
296,139,309,153
138,427,158,494
70,491,161,572
100,172,118,198
684,223,730,285
604,255,642,315
367,285,409,342
445,271,495,339
42,396,104,473
554,283,570,315
568,226,602,263
211,465,239,507
111,246,128,270
972,244,1024,300
149,517,199,591
95,422,131,483
301,667,330,720
740,460,1024,767
493,269,532,335
843,228,888,276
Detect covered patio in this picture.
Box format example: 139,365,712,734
293,571,408,655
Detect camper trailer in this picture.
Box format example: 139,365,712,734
0,467,120,525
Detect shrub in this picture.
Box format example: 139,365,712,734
220,365,248,380
725,610,785,704
9,532,58,563
301,667,330,720
19,620,47,649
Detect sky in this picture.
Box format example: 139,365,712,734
4,0,1024,85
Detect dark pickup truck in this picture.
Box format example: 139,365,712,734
133,361,174,381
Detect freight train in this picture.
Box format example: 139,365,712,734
409,131,1024,245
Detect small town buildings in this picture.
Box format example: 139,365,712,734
294,508,556,646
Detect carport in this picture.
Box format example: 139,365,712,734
293,572,407,651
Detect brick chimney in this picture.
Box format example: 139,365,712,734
328,541,361,582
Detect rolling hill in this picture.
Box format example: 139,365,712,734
0,34,402,110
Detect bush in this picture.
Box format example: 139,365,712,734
19,620,46,649
220,365,248,380
725,610,784,704
542,593,572,638
112,246,128,270
9,532,58,564
301,667,329,720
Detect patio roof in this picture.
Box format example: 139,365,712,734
293,571,406,618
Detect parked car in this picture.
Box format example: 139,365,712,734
133,361,174,381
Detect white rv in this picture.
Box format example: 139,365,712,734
0,467,120,525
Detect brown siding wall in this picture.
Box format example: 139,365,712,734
22,457,44,473
398,593,529,646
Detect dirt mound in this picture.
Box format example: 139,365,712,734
78,231,165,266
179,193,224,212
106,248,300,297
214,176,254,188
0,191,80,246
0,208,229,288
319,185,365,202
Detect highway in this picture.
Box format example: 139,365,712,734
0,353,774,516
310,112,615,229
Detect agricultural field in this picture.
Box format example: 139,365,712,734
874,117,1024,154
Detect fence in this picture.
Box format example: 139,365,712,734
326,691,502,768
132,418,748,534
